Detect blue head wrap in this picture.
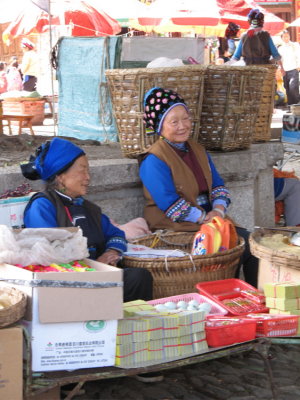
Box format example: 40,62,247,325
21,138,85,181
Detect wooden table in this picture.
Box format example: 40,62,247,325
0,113,35,136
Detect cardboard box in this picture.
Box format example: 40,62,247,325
0,194,33,228
258,259,300,292
0,326,22,400
0,258,123,323
22,291,118,372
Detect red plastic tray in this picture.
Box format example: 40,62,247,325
205,316,257,347
244,314,300,337
196,279,268,316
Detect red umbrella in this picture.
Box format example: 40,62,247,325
135,0,286,36
218,0,286,35
2,0,121,45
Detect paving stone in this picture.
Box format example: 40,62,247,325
216,374,242,385
195,383,232,400
241,383,273,398
197,374,222,386
229,396,258,400
69,343,300,400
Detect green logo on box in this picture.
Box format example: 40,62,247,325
84,320,106,332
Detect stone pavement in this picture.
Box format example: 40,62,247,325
70,342,300,400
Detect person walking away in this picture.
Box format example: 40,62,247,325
6,57,22,91
0,62,8,94
20,38,39,91
231,9,283,68
278,30,300,106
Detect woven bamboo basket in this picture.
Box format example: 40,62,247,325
249,228,300,271
105,65,206,158
0,286,27,328
252,64,277,143
198,65,268,151
122,231,245,299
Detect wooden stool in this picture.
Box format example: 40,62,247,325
0,114,35,136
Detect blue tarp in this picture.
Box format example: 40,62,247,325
57,36,120,142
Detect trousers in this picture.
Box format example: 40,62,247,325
123,267,153,302
235,226,259,288
275,178,300,226
283,69,300,105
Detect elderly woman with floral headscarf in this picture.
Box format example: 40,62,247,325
231,8,283,67
139,87,259,287
21,137,153,302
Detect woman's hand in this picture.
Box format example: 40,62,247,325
97,249,122,266
203,207,225,223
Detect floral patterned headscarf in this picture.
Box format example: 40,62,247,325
143,87,188,135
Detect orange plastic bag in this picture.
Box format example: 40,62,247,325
191,222,222,256
191,216,238,255
210,216,238,251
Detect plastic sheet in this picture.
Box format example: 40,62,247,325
57,36,121,142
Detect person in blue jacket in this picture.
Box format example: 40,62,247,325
231,9,283,67
21,137,153,302
139,87,259,287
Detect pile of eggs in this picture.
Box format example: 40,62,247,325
154,299,212,314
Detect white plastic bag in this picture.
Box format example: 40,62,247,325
0,225,89,266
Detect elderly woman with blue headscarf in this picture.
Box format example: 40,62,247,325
139,87,259,287
231,9,283,67
21,137,153,302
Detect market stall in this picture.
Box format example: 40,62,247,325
0,225,300,399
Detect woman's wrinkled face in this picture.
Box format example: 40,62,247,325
161,105,192,143
56,155,90,198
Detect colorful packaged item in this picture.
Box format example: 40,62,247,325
210,216,238,251
191,216,238,255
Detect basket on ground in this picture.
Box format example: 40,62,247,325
122,231,245,299
2,97,45,125
105,65,206,158
252,64,277,143
0,286,27,328
249,227,300,271
198,65,267,151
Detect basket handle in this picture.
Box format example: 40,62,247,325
164,250,196,273
149,230,190,248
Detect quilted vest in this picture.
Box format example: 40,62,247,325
142,139,212,232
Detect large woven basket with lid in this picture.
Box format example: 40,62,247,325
105,65,206,158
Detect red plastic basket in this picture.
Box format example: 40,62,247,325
205,316,257,347
196,279,268,316
148,293,228,316
244,314,300,337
